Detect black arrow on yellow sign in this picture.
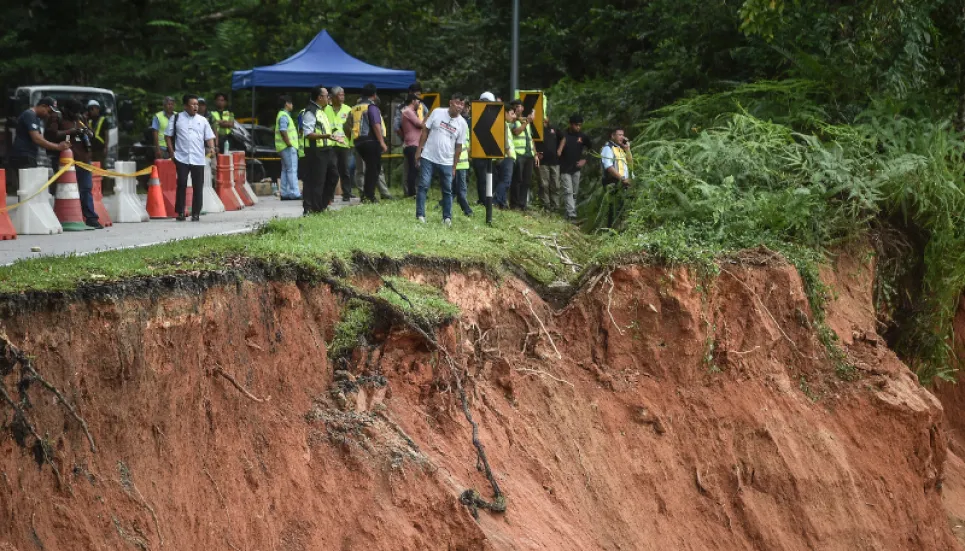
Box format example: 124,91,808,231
519,91,544,142
471,101,505,159
422,93,440,113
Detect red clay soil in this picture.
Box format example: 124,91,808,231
0,253,957,550
930,298,965,545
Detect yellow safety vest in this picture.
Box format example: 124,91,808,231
302,104,334,149
505,121,516,160
605,142,629,180
351,101,386,140
211,110,234,136
325,104,353,148
155,111,170,147
457,125,469,170
512,120,532,157
274,110,297,152
90,116,106,145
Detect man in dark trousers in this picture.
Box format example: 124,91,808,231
535,114,561,211
165,94,216,221
351,84,388,203
46,99,102,228
301,86,341,214
558,114,593,221
8,97,68,189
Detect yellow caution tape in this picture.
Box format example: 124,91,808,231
73,161,154,179
2,160,153,213
2,163,73,213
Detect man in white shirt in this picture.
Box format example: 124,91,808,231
414,93,468,226
165,94,216,221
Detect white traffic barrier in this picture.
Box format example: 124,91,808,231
12,168,62,235
197,163,225,213
227,155,246,209
242,178,259,205
106,161,149,223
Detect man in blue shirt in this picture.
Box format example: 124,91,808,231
165,94,216,221
600,127,633,227
9,97,69,190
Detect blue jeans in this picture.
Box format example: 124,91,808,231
494,157,515,207
454,169,472,215
75,165,98,223
417,159,453,220
280,146,300,198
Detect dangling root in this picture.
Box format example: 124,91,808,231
366,261,506,518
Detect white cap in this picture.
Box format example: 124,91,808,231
87,100,100,108
479,92,495,102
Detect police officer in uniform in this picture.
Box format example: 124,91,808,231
301,86,341,214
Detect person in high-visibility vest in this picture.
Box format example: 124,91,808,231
86,100,109,165
151,96,175,160
211,92,235,151
325,86,355,202
301,86,341,214
352,83,389,203
275,94,301,201
508,99,539,210
452,103,474,217
493,105,517,209
600,127,633,228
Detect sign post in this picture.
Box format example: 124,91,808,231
470,101,506,225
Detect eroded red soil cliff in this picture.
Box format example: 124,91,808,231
0,254,956,550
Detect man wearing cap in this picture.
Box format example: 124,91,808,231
151,96,176,160
394,82,430,191
197,98,212,127
8,97,69,190
211,93,235,152
86,100,109,165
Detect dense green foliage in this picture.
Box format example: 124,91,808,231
599,81,965,384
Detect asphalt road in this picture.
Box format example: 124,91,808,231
1,195,351,265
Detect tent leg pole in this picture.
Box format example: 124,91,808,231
250,87,256,169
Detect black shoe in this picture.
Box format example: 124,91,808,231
280,196,302,201
191,215,200,222
176,214,186,222
85,220,104,229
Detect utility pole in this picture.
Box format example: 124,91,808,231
510,0,519,97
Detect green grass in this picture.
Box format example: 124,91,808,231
328,299,376,361
0,197,591,294
376,277,460,327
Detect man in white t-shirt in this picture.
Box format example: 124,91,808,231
165,94,216,221
414,93,468,226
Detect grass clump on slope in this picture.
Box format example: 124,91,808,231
0,198,590,294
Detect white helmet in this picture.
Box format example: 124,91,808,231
479,92,496,102
87,100,100,108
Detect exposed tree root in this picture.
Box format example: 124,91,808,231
366,260,507,519
213,366,270,403
521,289,562,359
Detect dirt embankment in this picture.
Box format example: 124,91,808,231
0,253,957,550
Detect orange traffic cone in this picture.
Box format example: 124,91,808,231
52,148,93,231
146,165,168,219
0,169,16,240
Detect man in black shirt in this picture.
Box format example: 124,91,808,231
535,115,561,211
9,97,69,190
558,114,593,220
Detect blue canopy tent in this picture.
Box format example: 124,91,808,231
230,30,415,189
231,30,416,91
